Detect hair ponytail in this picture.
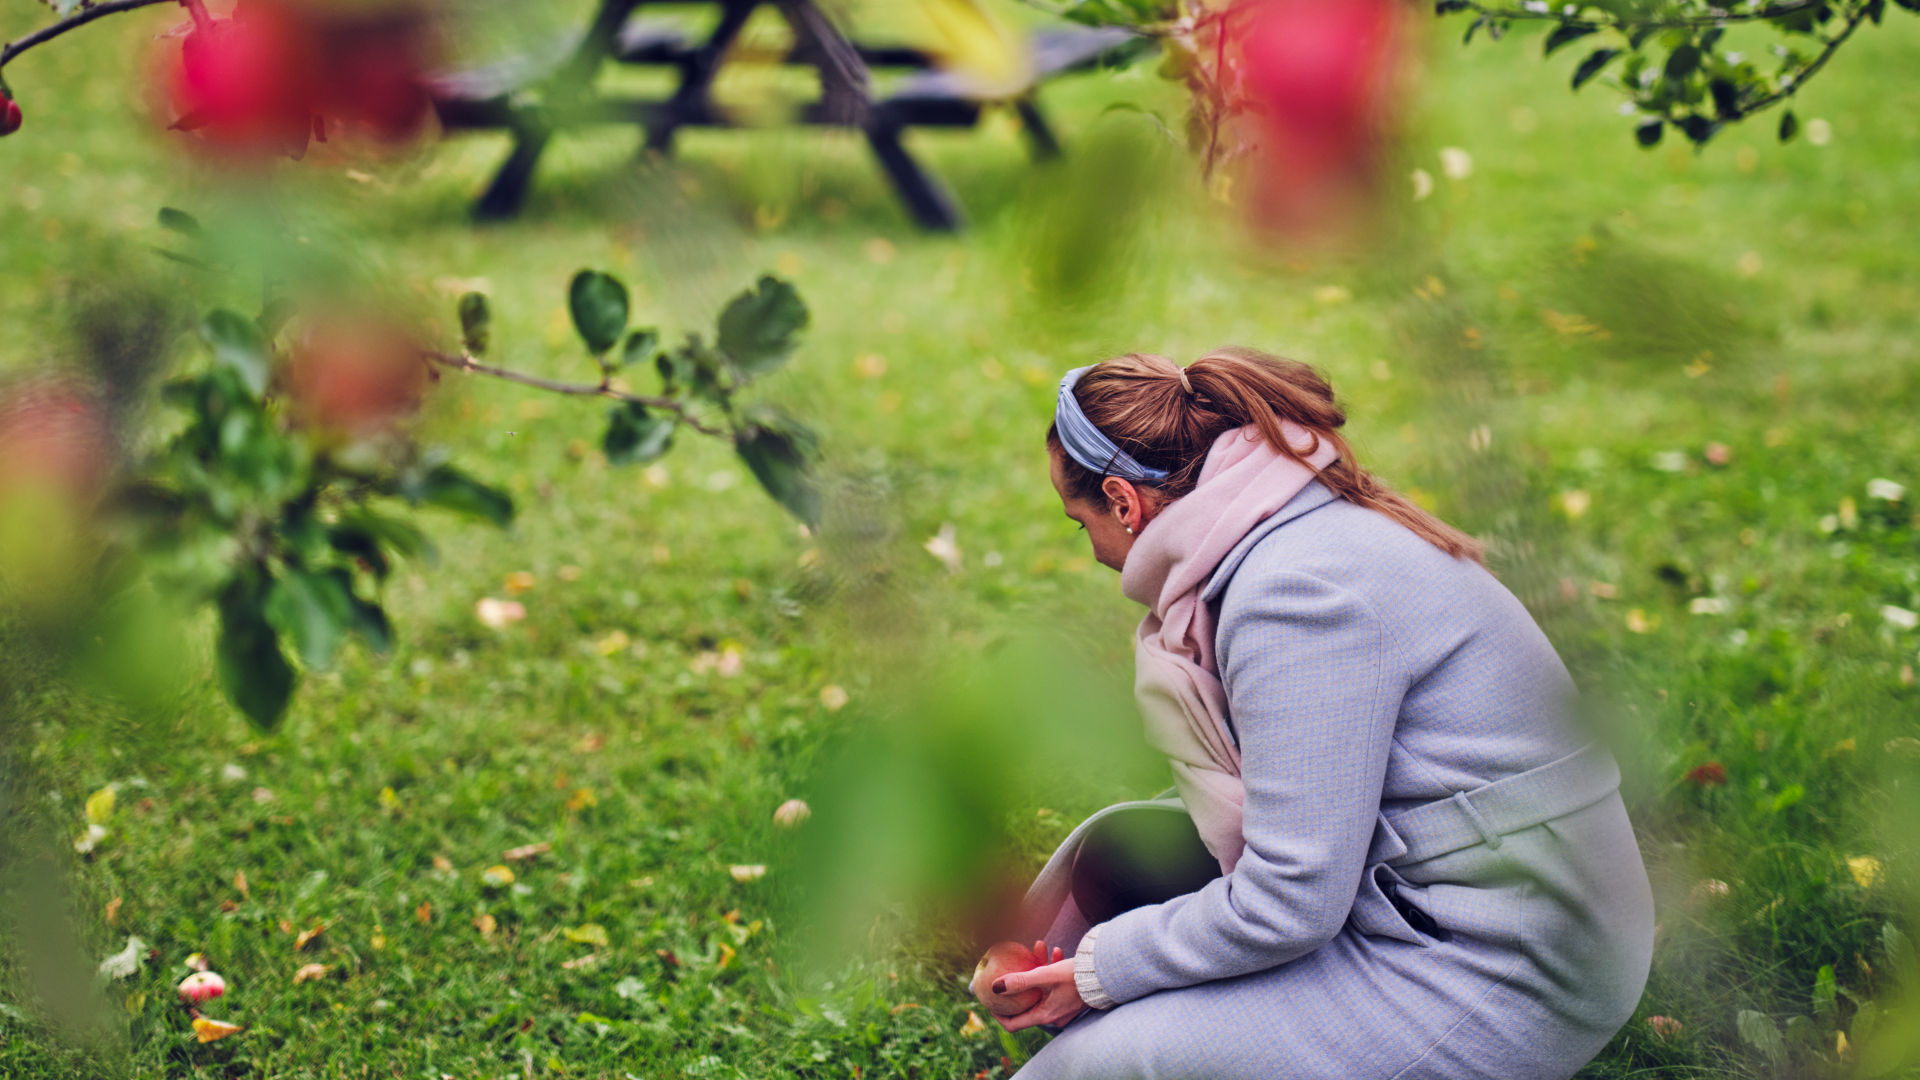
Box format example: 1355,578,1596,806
1046,347,1484,564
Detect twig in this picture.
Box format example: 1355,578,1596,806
1,0,179,73
1461,0,1829,30
421,350,730,438
1716,3,1867,116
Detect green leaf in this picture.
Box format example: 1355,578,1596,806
1664,44,1701,80
158,207,203,235
1779,109,1799,142
1571,49,1619,90
716,276,809,377
1736,1010,1786,1064
569,270,629,356
620,329,660,368
216,576,297,730
1812,965,1838,1025
1783,1013,1821,1049
265,566,354,669
1635,119,1665,148
458,292,491,356
602,402,676,465
735,410,821,524
201,310,271,397
1543,24,1595,57
408,464,515,527
1770,782,1804,812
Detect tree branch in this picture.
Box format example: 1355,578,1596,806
1717,3,1868,117
421,350,730,438
1,0,180,73
1460,0,1831,29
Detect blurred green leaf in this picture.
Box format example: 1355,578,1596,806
406,464,514,527
716,277,808,377
265,566,354,669
216,575,297,730
1813,964,1839,1025
1572,49,1619,90
200,310,271,397
1779,109,1800,142
620,329,660,368
603,402,675,465
1771,783,1805,812
569,271,628,356
734,410,820,524
1543,23,1596,56
458,292,491,356
157,207,202,236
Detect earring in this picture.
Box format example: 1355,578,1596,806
1124,524,1134,535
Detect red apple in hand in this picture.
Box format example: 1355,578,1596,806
969,941,1044,1017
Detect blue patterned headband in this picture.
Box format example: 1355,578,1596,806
1055,366,1171,484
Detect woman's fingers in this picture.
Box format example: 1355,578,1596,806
1051,946,1065,964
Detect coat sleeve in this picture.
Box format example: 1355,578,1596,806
1075,568,1407,1006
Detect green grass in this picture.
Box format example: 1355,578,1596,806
3,1,1920,1077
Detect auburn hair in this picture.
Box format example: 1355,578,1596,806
1046,347,1484,564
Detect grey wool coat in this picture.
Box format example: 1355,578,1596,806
1013,481,1655,1080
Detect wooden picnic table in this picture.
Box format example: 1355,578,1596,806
428,0,1136,230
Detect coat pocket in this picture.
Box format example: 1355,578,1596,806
1347,863,1435,945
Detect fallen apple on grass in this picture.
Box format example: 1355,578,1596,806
969,941,1045,1017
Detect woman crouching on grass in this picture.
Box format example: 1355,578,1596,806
973,349,1654,1079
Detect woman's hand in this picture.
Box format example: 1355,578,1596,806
993,941,1087,1032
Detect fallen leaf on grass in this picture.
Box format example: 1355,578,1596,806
925,523,963,573
474,914,497,938
233,871,249,900
565,788,597,812
74,823,108,854
415,902,432,925
1648,1015,1683,1040
819,685,849,711
503,571,536,596
293,963,329,984
729,864,766,883
716,941,737,969
104,897,122,925
959,1010,988,1037
85,786,116,824
1848,856,1884,889
503,842,551,862
563,924,609,947
294,923,326,951
482,865,516,887
185,953,209,972
192,1017,244,1043
561,953,600,971
432,855,453,873
890,1002,924,1015
594,630,631,657
772,799,811,828
98,936,147,981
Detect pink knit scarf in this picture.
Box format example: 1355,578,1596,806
1118,423,1341,873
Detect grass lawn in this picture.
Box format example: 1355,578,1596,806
2,2,1919,1077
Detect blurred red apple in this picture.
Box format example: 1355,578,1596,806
164,0,433,160
1199,0,1407,237
280,317,428,433
0,376,110,500
969,941,1044,1017
1,95,22,137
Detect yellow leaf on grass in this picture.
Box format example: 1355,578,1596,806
192,1017,244,1043
564,924,609,947
294,923,326,951
415,901,432,925
1848,856,1884,889
565,788,598,812
717,941,737,969
378,786,401,811
293,963,329,984
959,1010,988,1037
475,913,497,937
482,865,516,887
85,786,116,824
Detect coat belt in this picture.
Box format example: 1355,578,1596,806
1371,742,1622,868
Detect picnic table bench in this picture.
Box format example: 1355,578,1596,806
427,0,1137,230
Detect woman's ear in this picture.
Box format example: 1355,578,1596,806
1101,476,1140,532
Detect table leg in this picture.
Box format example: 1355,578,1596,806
864,122,961,231
475,122,553,221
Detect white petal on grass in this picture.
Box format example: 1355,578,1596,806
1689,597,1729,615
1867,478,1906,501
1410,168,1434,201
1883,605,1919,631
1439,147,1474,180
925,523,963,573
